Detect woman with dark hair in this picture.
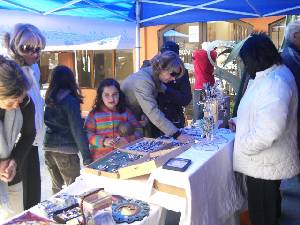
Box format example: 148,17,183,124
85,78,142,160
121,51,193,142
44,65,92,194
231,33,300,225
0,55,35,219
3,23,46,209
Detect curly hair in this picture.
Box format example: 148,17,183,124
0,55,31,101
92,78,126,114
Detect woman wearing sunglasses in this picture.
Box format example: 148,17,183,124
0,56,35,219
3,23,46,210
121,51,193,143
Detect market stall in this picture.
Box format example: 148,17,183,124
3,126,244,225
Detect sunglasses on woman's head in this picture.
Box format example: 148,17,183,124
20,45,41,54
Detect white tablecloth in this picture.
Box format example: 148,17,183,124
147,131,245,225
4,130,244,225
4,175,164,225
49,175,165,225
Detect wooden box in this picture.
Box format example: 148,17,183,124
84,138,191,179
84,150,148,179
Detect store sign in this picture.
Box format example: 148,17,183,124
188,26,199,43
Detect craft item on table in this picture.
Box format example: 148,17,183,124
52,204,82,224
76,187,104,199
91,210,116,225
124,138,185,155
82,190,112,215
127,140,164,152
112,195,127,204
194,134,228,151
181,127,203,141
198,116,214,140
112,199,150,224
79,188,115,225
88,150,143,173
53,193,77,207
215,128,232,135
163,158,192,172
197,81,229,126
3,211,57,225
38,194,78,218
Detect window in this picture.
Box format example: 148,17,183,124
269,18,285,50
40,52,59,85
115,50,134,82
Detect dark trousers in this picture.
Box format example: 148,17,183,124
193,90,204,122
23,146,41,210
246,176,281,225
45,151,80,194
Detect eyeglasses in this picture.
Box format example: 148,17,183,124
170,69,182,78
20,45,41,54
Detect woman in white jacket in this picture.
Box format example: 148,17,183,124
3,24,46,210
232,33,300,225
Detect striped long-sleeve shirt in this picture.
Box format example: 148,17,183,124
84,107,141,160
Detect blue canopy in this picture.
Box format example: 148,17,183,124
0,0,299,27
1,0,299,68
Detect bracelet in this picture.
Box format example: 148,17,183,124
172,130,181,139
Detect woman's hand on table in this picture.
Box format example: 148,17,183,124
177,133,194,143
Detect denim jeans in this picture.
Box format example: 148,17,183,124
193,90,204,122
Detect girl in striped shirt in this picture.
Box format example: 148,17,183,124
85,78,142,160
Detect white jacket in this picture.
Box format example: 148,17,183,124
233,64,300,180
22,64,45,148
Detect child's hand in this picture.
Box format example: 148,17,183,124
114,137,128,148
104,137,117,147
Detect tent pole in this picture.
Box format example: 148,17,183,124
135,0,141,71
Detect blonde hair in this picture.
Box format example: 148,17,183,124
2,23,46,65
0,55,31,100
285,20,300,43
151,51,185,79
